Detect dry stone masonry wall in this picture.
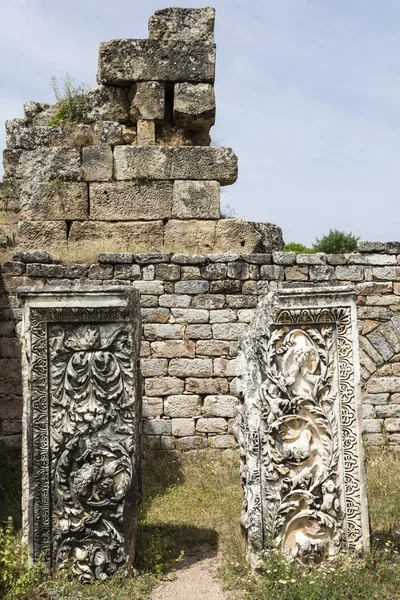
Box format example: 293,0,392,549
2,242,400,450
0,7,283,256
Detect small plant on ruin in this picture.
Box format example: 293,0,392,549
221,203,237,218
313,228,359,254
0,518,44,599
284,241,314,253
48,74,89,126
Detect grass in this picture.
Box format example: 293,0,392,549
1,445,400,598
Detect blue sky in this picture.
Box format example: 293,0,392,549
1,0,400,245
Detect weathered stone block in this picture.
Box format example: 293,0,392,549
144,323,184,340
192,295,226,310
87,85,129,123
141,358,168,377
164,395,201,417
212,323,247,341
309,265,335,281
185,377,228,394
25,263,63,278
143,419,172,435
20,181,88,221
68,221,164,252
151,340,195,358
18,286,141,579
348,253,397,266
174,279,210,294
133,281,164,295
260,265,284,280
113,264,141,280
155,264,181,281
90,181,172,220
97,39,216,84
143,396,163,418
171,418,195,436
174,83,215,131
209,309,237,323
214,219,261,254
196,340,230,356
20,147,81,181
372,267,400,281
249,222,284,253
214,356,244,377
164,220,215,254
130,82,165,121
159,294,191,308
82,146,113,182
141,308,170,324
94,121,124,145
98,252,133,264
6,119,63,150
357,240,386,253
196,417,227,433
285,266,309,281
273,251,296,265
148,7,215,42
171,308,209,323
168,358,213,377
17,220,67,250
113,146,237,185
202,395,238,418
172,180,220,219
336,266,364,281
145,377,184,396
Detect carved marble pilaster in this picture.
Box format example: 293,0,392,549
18,286,142,582
239,287,369,568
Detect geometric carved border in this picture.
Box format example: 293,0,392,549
29,305,130,565
239,290,369,567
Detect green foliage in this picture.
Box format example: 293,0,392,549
313,228,359,254
228,546,400,600
283,242,314,254
0,518,44,599
48,74,89,127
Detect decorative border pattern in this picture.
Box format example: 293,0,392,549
239,295,368,568
29,305,130,565
274,307,363,548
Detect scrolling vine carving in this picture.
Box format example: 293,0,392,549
239,293,369,568
25,299,140,582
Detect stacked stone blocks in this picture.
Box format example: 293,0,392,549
2,241,400,449
1,8,285,255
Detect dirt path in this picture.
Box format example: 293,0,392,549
150,557,228,600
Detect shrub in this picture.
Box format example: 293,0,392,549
313,228,359,254
283,242,314,254
0,518,44,599
48,74,89,126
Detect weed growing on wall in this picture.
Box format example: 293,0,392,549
48,74,89,126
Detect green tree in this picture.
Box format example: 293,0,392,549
313,228,359,254
283,242,314,254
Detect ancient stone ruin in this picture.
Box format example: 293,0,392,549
1,6,283,255
1,4,400,578
239,288,370,567
19,286,141,581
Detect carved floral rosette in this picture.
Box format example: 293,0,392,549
19,287,141,582
238,288,369,568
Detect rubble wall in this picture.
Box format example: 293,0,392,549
1,243,400,450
